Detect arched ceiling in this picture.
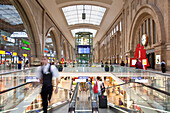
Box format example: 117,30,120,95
38,0,124,47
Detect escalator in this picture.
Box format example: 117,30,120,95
1,81,169,113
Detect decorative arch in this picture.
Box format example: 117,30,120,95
12,0,42,58
129,4,166,51
45,27,61,60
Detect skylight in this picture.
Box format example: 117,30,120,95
0,5,23,25
71,28,97,37
62,5,106,25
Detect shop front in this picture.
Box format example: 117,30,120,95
146,49,155,69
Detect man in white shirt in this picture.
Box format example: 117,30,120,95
36,56,59,113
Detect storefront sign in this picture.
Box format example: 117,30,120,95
13,52,17,56
22,47,30,50
25,76,40,82
23,54,27,57
156,55,161,64
11,32,28,38
3,35,15,43
0,50,5,55
135,79,148,83
131,77,142,80
44,48,48,53
22,39,29,45
47,54,50,56
5,51,12,55
79,76,89,79
75,79,86,82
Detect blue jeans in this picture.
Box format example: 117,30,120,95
94,91,101,101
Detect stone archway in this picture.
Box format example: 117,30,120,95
45,27,61,61
129,4,166,70
129,4,166,51
12,0,42,64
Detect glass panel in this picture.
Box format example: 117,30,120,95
62,5,106,25
0,5,23,25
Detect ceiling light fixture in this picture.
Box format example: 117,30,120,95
82,5,86,19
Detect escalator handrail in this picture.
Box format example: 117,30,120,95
69,82,79,109
0,67,36,76
0,82,34,94
105,81,170,96
88,83,98,112
0,82,73,95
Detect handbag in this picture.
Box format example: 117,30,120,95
93,81,98,93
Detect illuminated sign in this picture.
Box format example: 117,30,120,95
3,35,15,43
44,48,48,53
10,32,28,37
0,50,5,55
22,47,30,50
77,45,91,54
13,52,17,56
23,54,27,57
156,55,161,64
22,39,29,45
5,51,12,55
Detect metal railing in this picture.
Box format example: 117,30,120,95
68,82,80,113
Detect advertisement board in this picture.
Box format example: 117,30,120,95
156,55,161,64
77,45,90,54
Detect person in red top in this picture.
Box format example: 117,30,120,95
135,58,143,69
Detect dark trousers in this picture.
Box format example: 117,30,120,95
41,85,53,113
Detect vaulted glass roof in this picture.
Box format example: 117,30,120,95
0,5,23,25
71,28,97,37
62,5,106,26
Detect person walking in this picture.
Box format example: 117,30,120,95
37,56,59,113
135,58,143,69
161,60,166,73
120,61,125,66
93,77,103,101
100,78,105,95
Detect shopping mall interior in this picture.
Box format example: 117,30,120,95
0,0,170,113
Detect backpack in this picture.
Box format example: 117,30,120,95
93,81,98,93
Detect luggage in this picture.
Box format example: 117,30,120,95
99,95,107,108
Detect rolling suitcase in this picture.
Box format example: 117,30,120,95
99,95,107,108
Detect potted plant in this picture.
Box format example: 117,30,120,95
64,62,67,67
110,65,114,72
105,62,109,72
58,63,63,72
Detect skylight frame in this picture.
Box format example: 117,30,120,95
62,5,106,26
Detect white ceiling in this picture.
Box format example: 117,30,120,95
38,0,124,48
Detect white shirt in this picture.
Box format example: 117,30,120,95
36,64,59,79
